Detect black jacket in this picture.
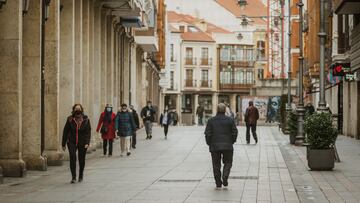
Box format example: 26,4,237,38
159,112,171,126
62,115,91,147
132,110,140,129
205,113,238,152
141,106,156,122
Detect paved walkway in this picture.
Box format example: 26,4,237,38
0,126,360,203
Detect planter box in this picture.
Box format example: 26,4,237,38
307,148,335,171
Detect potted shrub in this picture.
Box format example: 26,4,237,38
305,112,338,170
288,110,297,144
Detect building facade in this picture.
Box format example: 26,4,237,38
0,0,165,179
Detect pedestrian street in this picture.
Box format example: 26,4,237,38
2,126,360,203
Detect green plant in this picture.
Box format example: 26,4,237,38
288,110,297,137
305,112,338,149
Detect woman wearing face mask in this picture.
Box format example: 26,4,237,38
62,104,91,183
96,104,116,157
160,107,172,139
115,104,137,156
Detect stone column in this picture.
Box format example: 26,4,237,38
106,15,114,104
212,93,219,116
123,36,130,104
74,0,82,103
230,94,237,113
178,93,183,125
0,0,26,177
22,0,47,171
59,0,75,155
82,0,90,113
44,0,63,166
93,3,102,148
100,9,107,108
130,43,137,106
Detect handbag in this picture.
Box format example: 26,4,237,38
100,125,108,134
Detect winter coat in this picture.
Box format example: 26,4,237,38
196,106,204,117
245,106,259,125
160,112,171,126
62,114,91,147
131,110,140,129
205,113,238,152
115,111,136,137
141,106,156,122
96,112,116,140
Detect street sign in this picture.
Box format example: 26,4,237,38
330,63,351,76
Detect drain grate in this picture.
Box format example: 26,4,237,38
158,179,201,183
228,176,258,180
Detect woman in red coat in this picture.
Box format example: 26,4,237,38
96,104,116,156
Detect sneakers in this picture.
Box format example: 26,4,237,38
78,175,83,183
149,135,152,139
127,152,131,156
70,177,76,184
222,180,228,187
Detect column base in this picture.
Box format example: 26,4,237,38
0,159,26,177
44,150,64,166
23,155,47,171
0,166,3,184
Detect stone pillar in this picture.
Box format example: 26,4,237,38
212,93,219,116
113,28,119,109
100,9,107,108
74,0,82,103
59,0,75,150
93,3,102,148
22,0,47,171
87,0,97,151
0,0,26,177
123,36,131,104
178,93,183,125
230,94,237,113
130,43,137,106
106,15,114,104
136,49,143,111
44,0,64,166
82,0,90,113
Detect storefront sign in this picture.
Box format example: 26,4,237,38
344,73,358,81
330,63,351,76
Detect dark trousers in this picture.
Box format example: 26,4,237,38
163,124,169,136
198,116,203,125
211,150,233,187
246,123,258,143
132,132,137,148
103,139,113,155
67,143,87,179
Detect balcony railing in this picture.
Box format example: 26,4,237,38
184,79,197,88
219,83,253,90
200,80,212,88
185,57,197,65
200,58,213,66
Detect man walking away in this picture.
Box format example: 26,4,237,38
129,105,140,149
245,101,259,144
141,101,156,139
205,103,238,189
160,107,171,139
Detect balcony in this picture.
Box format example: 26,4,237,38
184,57,197,66
219,83,253,90
134,27,159,52
335,0,360,14
184,79,197,88
200,80,212,88
200,58,213,66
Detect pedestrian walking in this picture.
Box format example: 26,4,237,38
141,101,156,139
62,104,91,183
245,101,259,144
96,104,116,156
160,108,171,139
205,103,238,189
115,104,137,156
196,104,204,125
129,105,140,149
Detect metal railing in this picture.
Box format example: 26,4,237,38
199,80,212,88
184,79,197,87
200,58,213,66
185,57,197,65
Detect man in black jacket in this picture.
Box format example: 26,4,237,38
129,105,140,148
205,103,238,189
141,101,156,139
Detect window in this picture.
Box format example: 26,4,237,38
186,69,193,80
186,47,193,58
338,15,350,54
220,68,232,84
246,70,253,84
201,70,209,81
170,71,174,89
258,69,264,79
170,44,174,62
201,48,209,59
257,41,266,60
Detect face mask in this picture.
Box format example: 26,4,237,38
106,107,112,112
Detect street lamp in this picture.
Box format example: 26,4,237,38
317,0,327,112
295,0,306,146
0,0,6,9
237,0,248,8
286,0,292,132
